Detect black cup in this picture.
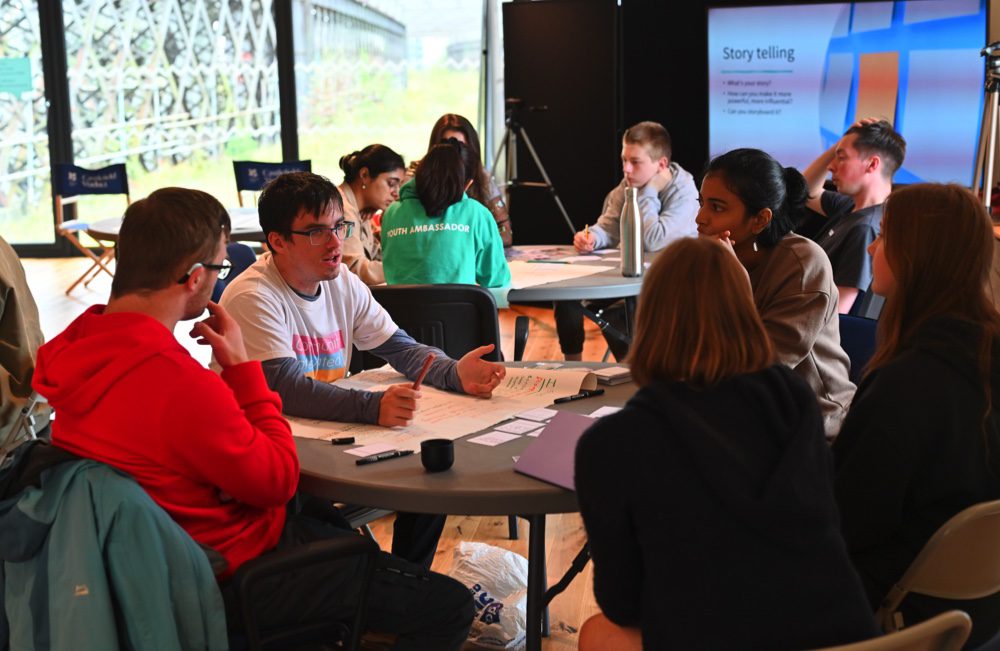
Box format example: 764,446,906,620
421,438,454,472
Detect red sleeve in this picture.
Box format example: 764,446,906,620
171,361,299,508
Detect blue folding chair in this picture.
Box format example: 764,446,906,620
233,160,312,206
53,163,130,294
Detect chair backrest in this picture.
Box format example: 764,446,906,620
811,610,970,651
212,242,257,303
53,163,130,224
839,314,878,384
877,500,1000,631
350,284,501,373
233,160,312,205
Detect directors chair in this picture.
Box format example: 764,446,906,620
53,163,130,295
233,160,311,206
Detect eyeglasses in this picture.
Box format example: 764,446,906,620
177,258,233,284
289,221,356,245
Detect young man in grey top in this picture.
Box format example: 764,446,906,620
556,121,699,360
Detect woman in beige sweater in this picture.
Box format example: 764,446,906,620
337,144,406,285
696,148,855,439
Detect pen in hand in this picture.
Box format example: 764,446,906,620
413,353,435,390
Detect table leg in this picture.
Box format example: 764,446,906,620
526,513,549,651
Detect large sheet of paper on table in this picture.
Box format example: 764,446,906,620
289,366,598,452
506,260,614,290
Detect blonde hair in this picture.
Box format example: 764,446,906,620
622,121,672,161
628,238,773,387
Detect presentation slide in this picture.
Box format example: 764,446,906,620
708,0,986,185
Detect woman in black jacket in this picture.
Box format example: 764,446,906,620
834,184,1000,647
576,237,877,650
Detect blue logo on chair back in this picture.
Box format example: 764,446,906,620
55,164,129,197
233,160,312,191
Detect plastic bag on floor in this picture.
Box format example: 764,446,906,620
452,541,528,650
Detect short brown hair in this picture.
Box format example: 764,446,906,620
111,187,230,297
628,238,773,387
845,119,906,178
257,172,343,253
623,121,672,161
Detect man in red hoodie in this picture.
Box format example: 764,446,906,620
33,188,473,650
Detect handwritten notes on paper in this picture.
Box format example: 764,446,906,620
289,367,596,452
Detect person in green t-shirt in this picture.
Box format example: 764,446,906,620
382,139,510,288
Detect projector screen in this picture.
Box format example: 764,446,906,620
707,0,986,185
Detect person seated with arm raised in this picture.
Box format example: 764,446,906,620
382,139,510,289
555,120,699,361
576,237,878,651
337,144,406,286
697,148,855,440
801,118,906,313
218,171,505,568
833,184,1000,648
411,113,512,246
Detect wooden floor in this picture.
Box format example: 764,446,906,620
22,256,616,650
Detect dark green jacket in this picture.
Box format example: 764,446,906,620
0,442,227,650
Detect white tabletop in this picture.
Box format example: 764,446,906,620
87,206,265,242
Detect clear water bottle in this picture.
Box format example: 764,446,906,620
620,187,643,277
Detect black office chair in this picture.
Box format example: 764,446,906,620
233,160,312,206
231,535,379,651
350,284,529,539
351,284,505,371
839,313,878,384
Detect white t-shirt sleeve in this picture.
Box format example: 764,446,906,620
344,271,397,351
222,281,297,362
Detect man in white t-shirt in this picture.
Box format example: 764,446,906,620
220,171,505,570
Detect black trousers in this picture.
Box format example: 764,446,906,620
392,512,447,569
223,496,472,651
553,299,631,360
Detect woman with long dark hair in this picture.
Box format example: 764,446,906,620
696,148,855,439
834,184,1000,647
381,139,509,288
576,237,877,651
337,144,405,285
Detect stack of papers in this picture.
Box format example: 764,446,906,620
593,366,631,385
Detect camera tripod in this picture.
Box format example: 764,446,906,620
491,99,576,237
973,41,1000,210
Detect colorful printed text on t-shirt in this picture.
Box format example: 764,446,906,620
292,331,347,382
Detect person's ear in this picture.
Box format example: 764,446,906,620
360,167,372,187
657,157,669,172
464,178,474,191
866,155,880,174
267,230,288,254
750,207,773,234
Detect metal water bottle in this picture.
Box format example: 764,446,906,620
620,187,643,277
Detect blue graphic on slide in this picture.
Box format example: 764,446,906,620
708,0,985,185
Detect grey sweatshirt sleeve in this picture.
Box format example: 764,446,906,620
260,329,463,426
590,184,626,250
370,329,463,393
261,357,383,424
